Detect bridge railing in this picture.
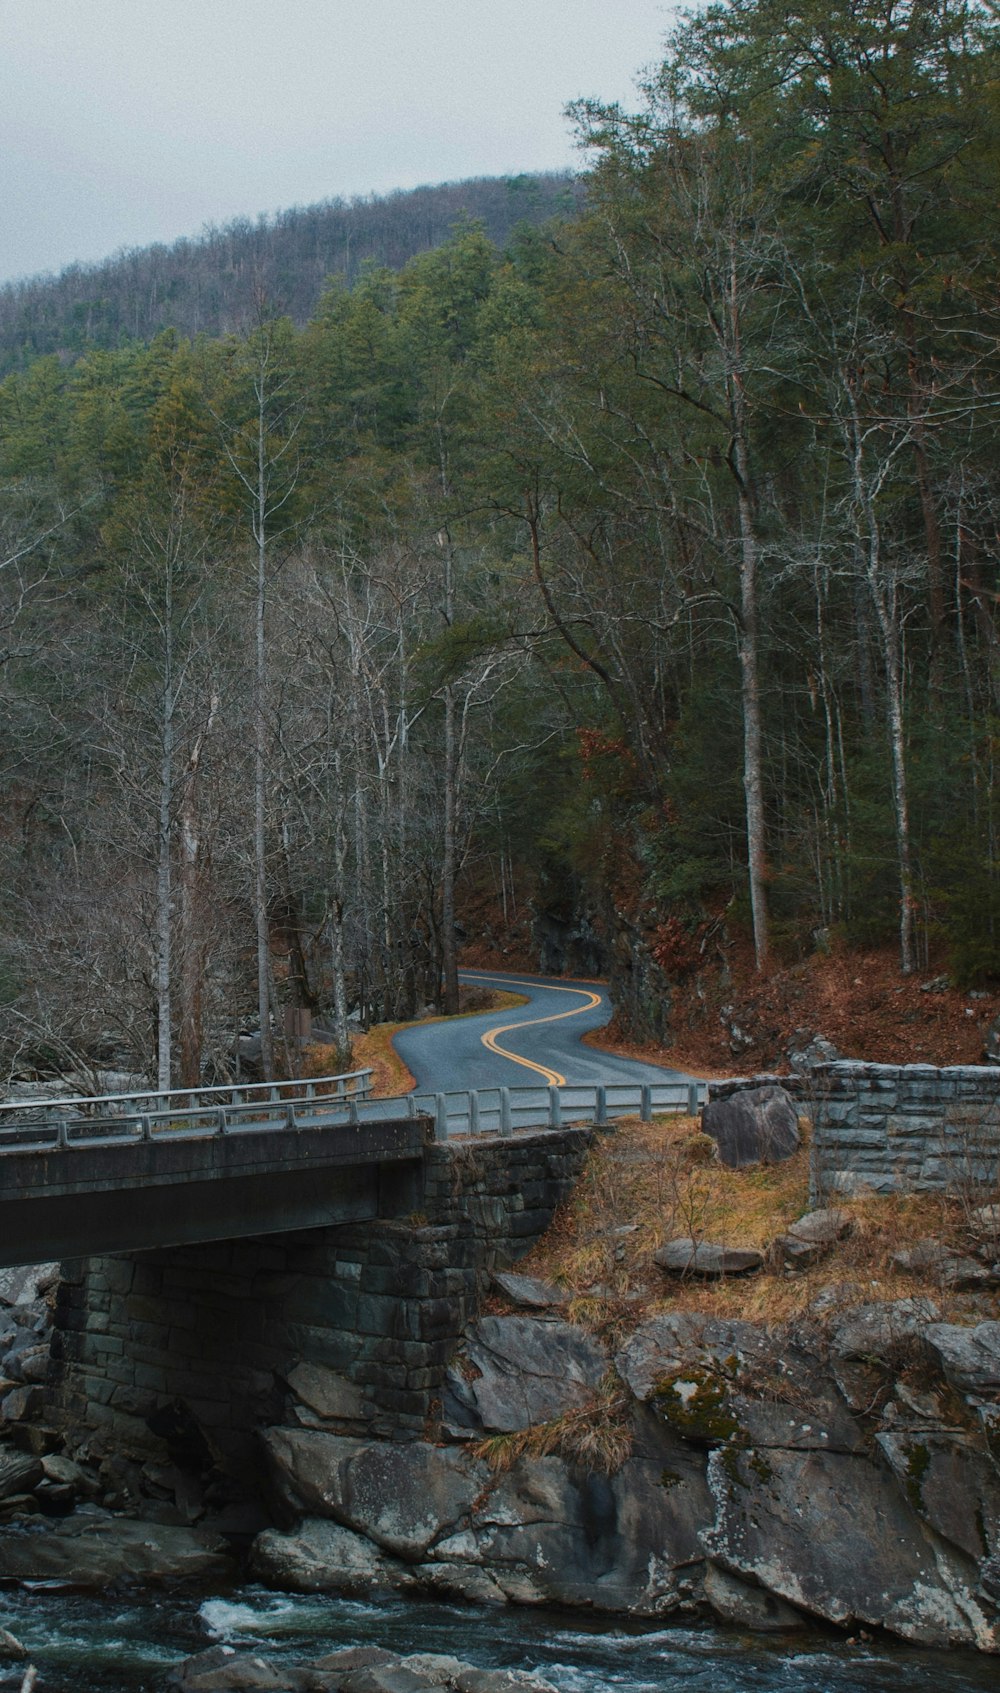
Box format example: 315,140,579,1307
0,1074,704,1155
406,1078,706,1141
0,1070,375,1152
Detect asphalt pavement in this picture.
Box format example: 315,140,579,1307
392,969,692,1093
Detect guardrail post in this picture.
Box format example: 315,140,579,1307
348,1097,359,1126
687,1081,701,1117
434,1093,449,1142
140,1114,152,1142
406,1093,417,1118
55,1114,68,1150
594,1084,608,1129
285,1103,296,1129
469,1092,481,1136
548,1086,561,1129
640,1084,652,1123
499,1089,512,1138
216,1108,228,1135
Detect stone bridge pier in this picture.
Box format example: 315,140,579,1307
46,1128,591,1497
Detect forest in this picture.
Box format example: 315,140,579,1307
2,0,999,1088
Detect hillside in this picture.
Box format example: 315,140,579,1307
0,171,580,375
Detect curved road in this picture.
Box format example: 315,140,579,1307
393,969,691,1093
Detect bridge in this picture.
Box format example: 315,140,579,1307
0,1070,704,1270
0,1058,705,1478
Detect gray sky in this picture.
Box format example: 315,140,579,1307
2,1,675,285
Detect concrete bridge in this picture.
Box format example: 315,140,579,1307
0,1066,693,1484
0,1070,702,1270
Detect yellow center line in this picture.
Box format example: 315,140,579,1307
461,972,604,1087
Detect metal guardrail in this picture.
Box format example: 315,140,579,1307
0,1069,374,1121
407,1078,706,1141
0,1073,704,1157
0,1070,375,1155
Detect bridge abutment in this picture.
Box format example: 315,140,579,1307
46,1128,592,1502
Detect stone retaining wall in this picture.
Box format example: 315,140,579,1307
48,1127,592,1484
709,1064,1000,1199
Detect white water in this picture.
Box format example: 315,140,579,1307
0,1586,996,1693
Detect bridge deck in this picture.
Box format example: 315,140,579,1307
0,1114,426,1268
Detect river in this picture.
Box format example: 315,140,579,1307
1,1586,997,1693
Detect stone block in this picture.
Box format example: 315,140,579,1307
88,1334,124,1357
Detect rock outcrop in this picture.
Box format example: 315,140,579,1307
246,1302,1000,1652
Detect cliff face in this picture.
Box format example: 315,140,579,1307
248,1300,1000,1651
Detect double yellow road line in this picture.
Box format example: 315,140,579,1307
462,972,603,1087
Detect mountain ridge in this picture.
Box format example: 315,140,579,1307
0,170,580,376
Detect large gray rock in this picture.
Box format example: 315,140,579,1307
251,1517,398,1595
703,1446,998,1649
923,1322,1000,1395
492,1272,569,1310
0,1516,233,1586
615,1314,772,1401
261,1430,489,1558
776,1207,853,1267
654,1239,763,1278
431,1444,711,1616
703,1563,805,1632
892,1239,998,1291
167,1645,297,1691
702,1085,800,1168
443,1316,608,1434
406,1560,510,1606
285,1362,366,1426
0,1451,42,1501
831,1299,940,1362
0,1267,57,1307
876,1432,1000,1561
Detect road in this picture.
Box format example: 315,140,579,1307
392,969,691,1093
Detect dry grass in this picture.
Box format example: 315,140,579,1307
473,1372,633,1476
512,1112,1000,1334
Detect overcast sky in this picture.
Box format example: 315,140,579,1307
2,1,675,286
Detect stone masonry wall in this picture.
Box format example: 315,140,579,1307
48,1127,592,1489
710,1063,1000,1199
808,1061,1000,1199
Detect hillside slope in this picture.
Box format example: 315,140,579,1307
0,172,579,375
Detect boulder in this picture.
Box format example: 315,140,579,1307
406,1561,510,1606
284,1362,366,1426
0,1451,42,1501
831,1299,940,1363
491,1272,570,1310
703,1446,998,1649
702,1085,800,1168
703,1563,805,1632
442,1316,608,1434
654,1239,764,1278
452,1673,558,1693
0,1516,233,1586
615,1314,772,1401
168,1644,310,1691
167,1644,299,1691
0,1267,57,1308
923,1322,1000,1395
876,1432,1000,1561
430,1446,711,1616
250,1517,398,1595
891,1239,997,1291
261,1430,489,1558
776,1208,853,1266
787,1033,840,1074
